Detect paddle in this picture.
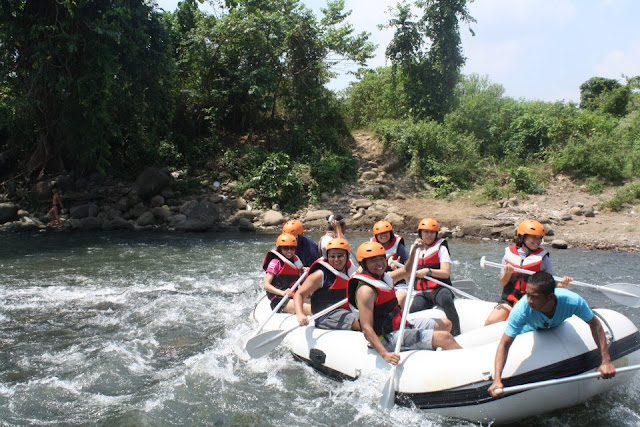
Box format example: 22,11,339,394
233,271,310,360
421,275,482,301
380,246,421,409
480,256,640,308
494,364,640,396
389,260,476,291
245,297,348,359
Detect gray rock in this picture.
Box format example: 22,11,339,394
135,167,170,199
560,213,573,221
136,211,156,226
538,217,551,224
362,185,384,198
352,199,372,209
169,214,187,228
151,206,173,222
385,212,404,225
551,239,568,249
238,217,256,232
0,203,18,224
360,171,378,181
263,210,284,226
129,203,147,219
243,188,257,201
584,209,595,217
235,197,248,210
543,224,554,236
209,194,225,203
150,195,165,208
81,217,103,230
181,200,219,225
70,203,99,219
109,217,134,230
17,209,29,218
305,209,332,222
569,206,583,216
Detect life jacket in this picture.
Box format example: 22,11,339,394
348,272,403,336
309,258,357,314
501,245,549,304
371,234,405,269
415,238,453,291
262,249,304,302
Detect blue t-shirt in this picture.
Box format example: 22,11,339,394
296,234,320,267
504,288,594,337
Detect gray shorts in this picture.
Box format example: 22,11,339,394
394,279,408,293
381,317,435,351
315,308,357,330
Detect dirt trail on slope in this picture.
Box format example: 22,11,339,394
301,131,640,252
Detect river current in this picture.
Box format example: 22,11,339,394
1,231,640,426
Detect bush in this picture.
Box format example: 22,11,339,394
508,166,544,194
601,182,640,212
249,152,307,212
552,135,628,183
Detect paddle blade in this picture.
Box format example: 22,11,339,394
380,367,397,409
233,333,252,361
245,329,286,359
452,279,476,290
602,283,640,308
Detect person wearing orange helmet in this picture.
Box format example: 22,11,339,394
347,242,461,365
282,219,319,267
262,233,310,314
370,220,410,307
409,218,461,336
484,219,573,326
293,238,359,330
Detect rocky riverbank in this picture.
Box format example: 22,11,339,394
1,132,639,253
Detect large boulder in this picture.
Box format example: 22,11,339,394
263,210,284,226
136,211,156,227
151,206,173,222
181,200,219,225
135,167,171,199
70,203,99,219
81,217,103,230
175,218,212,232
0,203,18,224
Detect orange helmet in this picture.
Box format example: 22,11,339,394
282,220,304,236
517,219,545,237
417,217,440,232
373,220,393,235
276,233,298,247
356,241,386,262
326,238,351,254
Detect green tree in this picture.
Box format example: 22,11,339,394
579,76,629,117
384,0,475,121
0,0,174,176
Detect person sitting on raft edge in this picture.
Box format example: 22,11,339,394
262,233,310,315
488,271,615,398
348,242,461,366
294,238,359,330
370,220,410,309
484,219,573,327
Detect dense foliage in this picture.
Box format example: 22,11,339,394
0,0,372,211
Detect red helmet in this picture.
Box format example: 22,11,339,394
516,219,545,237
356,241,386,262
276,233,297,247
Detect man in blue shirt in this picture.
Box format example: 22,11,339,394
488,271,616,397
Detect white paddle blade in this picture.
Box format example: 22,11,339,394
452,279,476,290
233,333,252,361
380,368,397,409
601,283,640,308
245,329,287,359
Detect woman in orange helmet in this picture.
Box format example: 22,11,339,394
484,219,573,326
370,220,410,307
262,233,310,314
282,219,320,267
410,218,461,336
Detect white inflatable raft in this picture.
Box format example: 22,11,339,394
247,296,640,424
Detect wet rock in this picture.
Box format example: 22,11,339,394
109,217,134,230
135,167,170,199
305,209,332,222
175,218,211,232
551,239,568,249
237,217,256,232
181,200,219,225
150,195,165,208
136,211,155,226
151,206,172,222
70,203,99,219
81,216,103,230
263,210,284,226
0,203,19,224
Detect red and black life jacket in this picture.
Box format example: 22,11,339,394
348,272,403,336
501,245,549,304
371,234,405,268
415,238,453,290
262,249,304,302
308,258,357,314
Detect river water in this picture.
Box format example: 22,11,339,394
1,231,640,426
